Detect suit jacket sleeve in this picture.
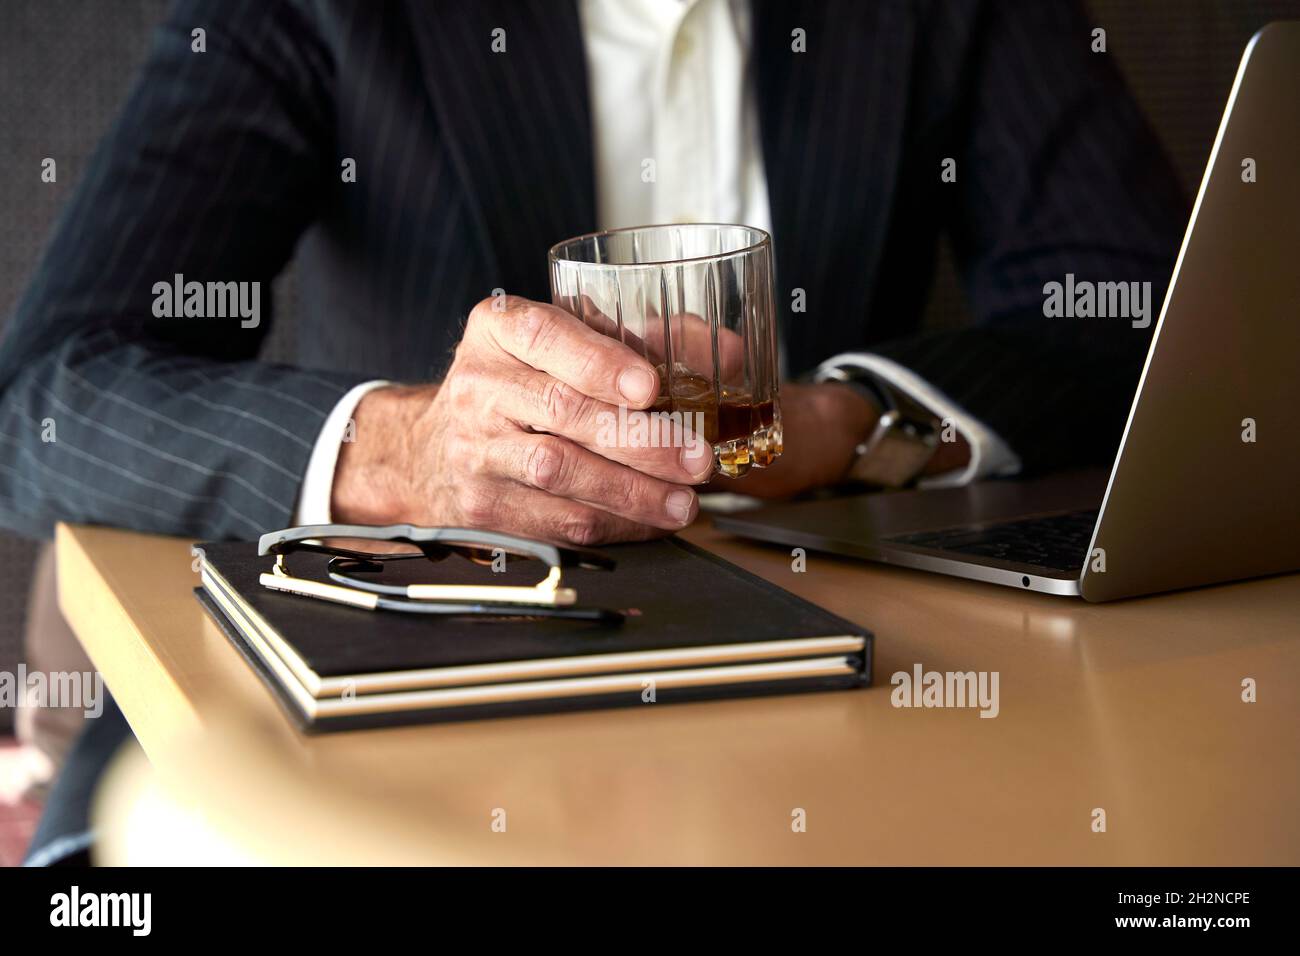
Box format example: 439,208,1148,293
0,0,369,540
870,0,1188,475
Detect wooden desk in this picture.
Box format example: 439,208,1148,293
57,520,1300,865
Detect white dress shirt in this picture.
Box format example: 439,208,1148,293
294,0,1017,523
581,0,771,233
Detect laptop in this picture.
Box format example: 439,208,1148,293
715,23,1300,602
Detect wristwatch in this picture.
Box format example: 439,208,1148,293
816,364,943,489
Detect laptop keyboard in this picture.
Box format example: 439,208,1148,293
887,509,1099,573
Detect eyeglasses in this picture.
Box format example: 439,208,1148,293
256,524,623,624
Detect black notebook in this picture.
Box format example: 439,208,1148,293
196,537,872,732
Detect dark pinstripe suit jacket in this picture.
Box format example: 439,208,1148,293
0,0,1185,541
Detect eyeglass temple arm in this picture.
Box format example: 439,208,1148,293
271,558,577,607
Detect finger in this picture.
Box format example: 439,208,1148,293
639,312,748,386
547,500,672,547
576,301,748,387
492,431,701,530
455,477,670,546
498,368,715,484
571,292,621,339
473,296,661,409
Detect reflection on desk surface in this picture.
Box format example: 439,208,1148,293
60,521,1300,865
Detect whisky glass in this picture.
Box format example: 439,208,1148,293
549,223,782,477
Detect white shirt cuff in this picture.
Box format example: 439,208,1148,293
293,380,392,525
813,352,1021,489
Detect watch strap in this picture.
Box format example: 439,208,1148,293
817,363,942,488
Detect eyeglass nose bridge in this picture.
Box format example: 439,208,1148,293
326,555,409,575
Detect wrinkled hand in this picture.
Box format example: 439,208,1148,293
330,295,715,545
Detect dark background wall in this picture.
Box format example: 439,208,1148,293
2,0,1299,731
0,0,302,731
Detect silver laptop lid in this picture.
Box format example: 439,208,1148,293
1082,23,1300,601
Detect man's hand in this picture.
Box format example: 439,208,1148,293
329,295,714,545
718,381,972,497
715,382,880,498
